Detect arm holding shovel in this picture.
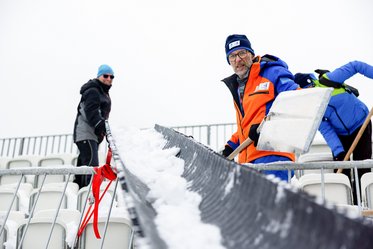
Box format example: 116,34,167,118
336,107,373,173
295,60,373,205
226,123,261,160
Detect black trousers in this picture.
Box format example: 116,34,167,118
74,140,99,189
337,121,372,205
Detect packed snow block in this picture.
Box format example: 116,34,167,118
154,124,373,249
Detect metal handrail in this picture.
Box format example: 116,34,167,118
0,167,94,176
0,166,123,249
0,123,238,158
243,160,373,171
0,134,372,248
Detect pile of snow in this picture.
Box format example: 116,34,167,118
113,126,226,249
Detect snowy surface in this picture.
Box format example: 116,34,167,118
1,125,368,249
1,126,227,249
113,126,226,249
258,88,332,154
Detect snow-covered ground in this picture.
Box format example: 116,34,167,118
113,126,227,249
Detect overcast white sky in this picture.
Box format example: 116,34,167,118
1,0,373,138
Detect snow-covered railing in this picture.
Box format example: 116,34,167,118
246,160,373,209
149,124,373,249
104,121,151,248
244,160,373,171
0,166,94,177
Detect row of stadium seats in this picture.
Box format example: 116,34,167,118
0,182,119,214
292,152,373,214
1,209,133,249
0,153,112,187
0,154,133,249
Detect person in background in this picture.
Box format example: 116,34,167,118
221,34,299,181
294,60,373,204
73,64,114,188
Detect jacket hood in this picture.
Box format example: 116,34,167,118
80,78,111,94
259,54,288,70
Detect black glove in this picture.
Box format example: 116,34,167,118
333,151,346,161
94,120,106,136
344,84,360,97
221,145,234,157
314,69,330,79
249,123,260,146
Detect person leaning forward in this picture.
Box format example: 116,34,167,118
221,34,299,181
294,61,373,204
73,64,114,188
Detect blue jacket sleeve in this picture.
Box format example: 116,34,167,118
319,119,345,157
260,55,299,94
326,61,373,83
276,77,299,93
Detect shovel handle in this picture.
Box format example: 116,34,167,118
227,137,253,160
362,209,373,216
336,107,373,173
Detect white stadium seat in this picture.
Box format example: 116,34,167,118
361,172,373,209
0,157,12,169
0,183,32,212
297,152,334,175
80,216,133,249
33,164,75,188
37,153,77,166
38,156,64,166
29,182,79,214
77,181,118,213
0,158,34,185
17,217,68,249
299,173,353,205
0,211,25,249
32,209,81,247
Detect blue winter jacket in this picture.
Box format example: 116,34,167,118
318,61,373,156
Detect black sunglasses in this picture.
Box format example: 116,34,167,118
103,74,114,79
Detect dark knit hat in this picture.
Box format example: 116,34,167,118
225,34,254,64
294,73,317,88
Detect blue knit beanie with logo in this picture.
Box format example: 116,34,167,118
225,34,255,64
97,64,114,78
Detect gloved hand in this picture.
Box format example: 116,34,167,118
221,145,234,157
333,151,346,161
94,120,106,136
249,123,260,146
314,69,330,79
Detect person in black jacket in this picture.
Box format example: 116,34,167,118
73,64,114,188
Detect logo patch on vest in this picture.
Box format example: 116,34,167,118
229,40,240,49
255,82,270,91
